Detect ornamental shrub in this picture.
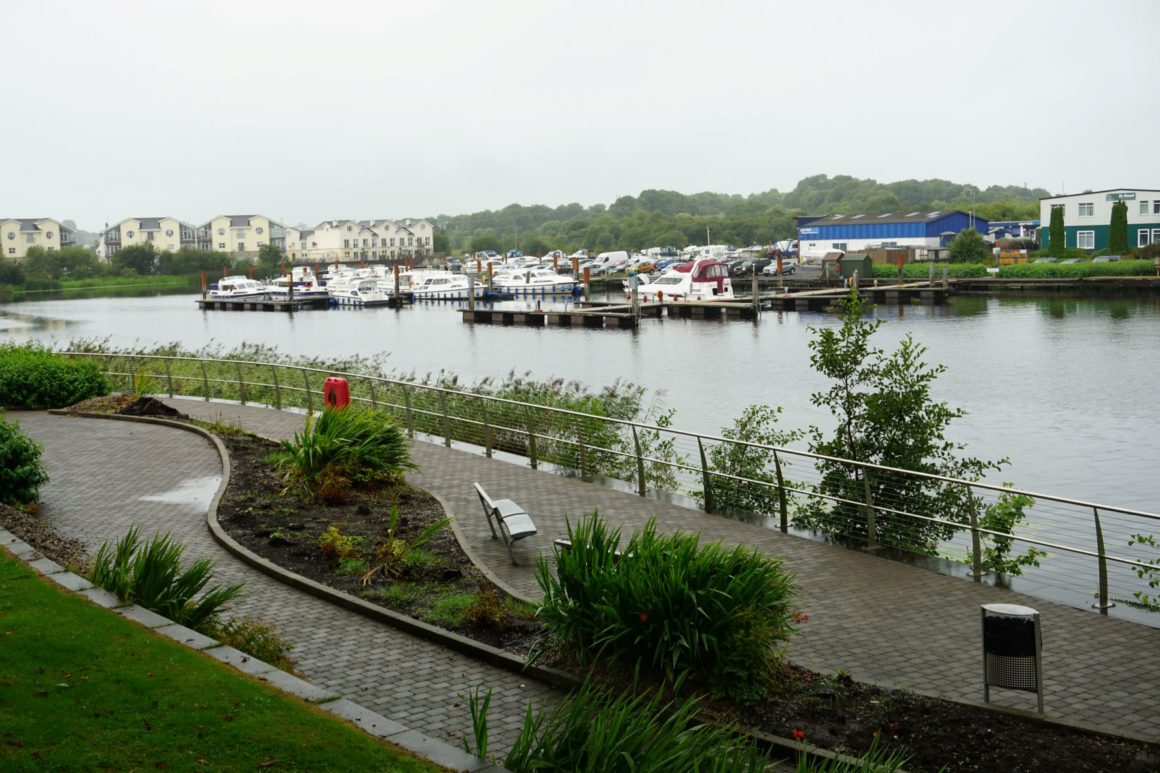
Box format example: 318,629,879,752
0,414,50,506
0,343,110,408
536,513,797,699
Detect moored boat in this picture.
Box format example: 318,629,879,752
207,275,268,300
624,258,733,302
491,268,579,296
328,278,393,307
411,272,487,301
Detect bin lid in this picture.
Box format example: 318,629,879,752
982,603,1038,619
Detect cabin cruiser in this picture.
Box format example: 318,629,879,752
265,266,329,300
624,258,734,302
328,277,393,307
411,272,487,301
491,267,579,296
207,276,268,300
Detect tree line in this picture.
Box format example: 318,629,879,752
433,174,1050,255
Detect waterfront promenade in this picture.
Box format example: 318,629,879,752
13,400,1160,750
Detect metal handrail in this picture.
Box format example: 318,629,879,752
62,350,1160,619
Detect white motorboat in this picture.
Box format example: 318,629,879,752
328,278,393,307
624,258,734,303
411,272,487,301
207,275,268,300
491,268,579,296
265,266,329,300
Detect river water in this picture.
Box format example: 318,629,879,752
2,291,1158,513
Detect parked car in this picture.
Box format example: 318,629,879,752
1093,255,1122,262
732,258,771,277
1033,257,1058,264
762,256,799,276
1061,258,1084,264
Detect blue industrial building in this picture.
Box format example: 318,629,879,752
797,211,989,259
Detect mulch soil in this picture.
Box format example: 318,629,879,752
5,397,1157,772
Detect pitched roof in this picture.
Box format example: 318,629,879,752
800,210,974,227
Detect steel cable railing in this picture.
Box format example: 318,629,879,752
63,350,1160,624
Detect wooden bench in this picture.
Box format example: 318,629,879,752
473,482,537,565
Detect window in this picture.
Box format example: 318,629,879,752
1077,231,1095,249
256,227,264,235
1141,201,1149,216
238,243,245,252
1155,229,1160,243
1078,202,1093,217
126,230,135,238
832,242,848,251
46,232,53,239
344,239,350,248
166,229,174,237
218,228,225,235
25,234,34,243
6,248,13,255
218,243,226,249
146,232,155,241
1139,230,1152,247
1155,201,1160,214
5,232,13,240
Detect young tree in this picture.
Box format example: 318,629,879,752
948,228,989,262
1109,200,1129,253
112,242,159,275
698,405,803,517
799,289,1002,553
1048,205,1065,257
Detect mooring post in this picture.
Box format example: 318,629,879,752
751,271,758,315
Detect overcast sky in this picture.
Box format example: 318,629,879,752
3,0,1157,230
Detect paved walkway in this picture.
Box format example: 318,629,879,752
12,410,561,758
16,400,1160,744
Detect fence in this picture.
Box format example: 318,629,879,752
64,350,1160,623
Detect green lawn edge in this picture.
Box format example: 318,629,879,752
0,550,436,772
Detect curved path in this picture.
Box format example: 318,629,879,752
12,409,562,757
16,400,1160,745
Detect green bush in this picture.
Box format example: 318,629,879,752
998,259,1154,279
271,406,415,501
88,526,243,629
0,343,110,408
871,263,988,279
699,405,802,517
536,514,797,698
0,414,50,506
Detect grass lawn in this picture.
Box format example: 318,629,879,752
0,550,436,772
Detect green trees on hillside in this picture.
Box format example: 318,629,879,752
435,175,1049,255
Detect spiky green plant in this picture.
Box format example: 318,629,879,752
536,513,797,698
88,526,243,629
360,504,451,584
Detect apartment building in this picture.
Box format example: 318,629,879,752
101,217,198,258
1,218,74,260
197,214,287,259
293,218,435,264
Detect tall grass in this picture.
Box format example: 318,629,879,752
536,513,797,699
466,681,768,773
88,526,243,629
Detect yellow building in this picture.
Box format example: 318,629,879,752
102,217,197,259
1,218,74,261
198,214,288,259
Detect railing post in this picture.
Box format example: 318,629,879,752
236,362,247,405
402,385,414,438
1092,507,1113,613
200,360,211,401
697,437,714,514
367,378,377,409
481,398,493,459
164,359,174,398
303,370,313,413
438,392,451,448
579,419,589,479
127,358,136,394
270,366,282,410
773,449,788,533
862,468,877,548
631,425,646,497
525,406,538,470
968,490,983,581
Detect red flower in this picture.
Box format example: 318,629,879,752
792,609,810,624
639,612,649,622
792,729,806,741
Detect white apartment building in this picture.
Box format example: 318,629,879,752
1,218,74,260
296,218,434,264
101,217,198,259
197,214,288,259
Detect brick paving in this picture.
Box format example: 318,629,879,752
16,399,1160,744
11,410,561,757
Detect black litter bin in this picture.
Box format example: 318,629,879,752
981,603,1043,712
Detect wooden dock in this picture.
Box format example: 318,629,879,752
461,303,659,328
196,297,333,312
